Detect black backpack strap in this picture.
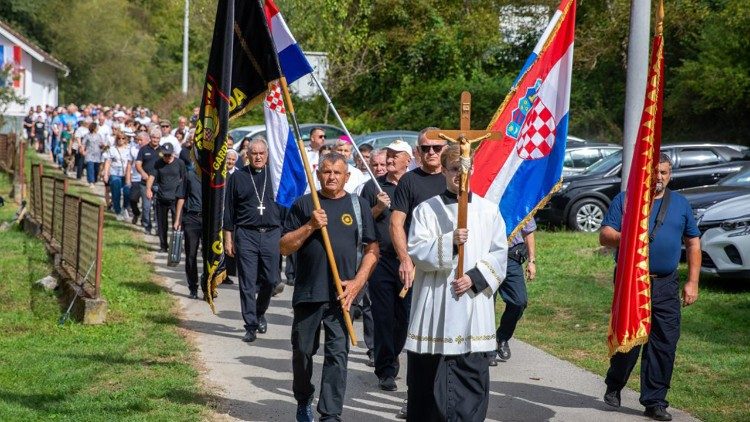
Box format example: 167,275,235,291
649,188,671,243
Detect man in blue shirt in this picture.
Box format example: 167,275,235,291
599,153,701,421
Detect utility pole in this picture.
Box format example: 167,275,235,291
182,0,190,95
621,0,651,190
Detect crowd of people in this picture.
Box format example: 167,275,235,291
24,102,699,422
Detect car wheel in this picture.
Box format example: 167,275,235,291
568,198,607,232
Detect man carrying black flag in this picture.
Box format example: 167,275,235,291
195,0,281,307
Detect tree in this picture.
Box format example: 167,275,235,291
0,64,27,130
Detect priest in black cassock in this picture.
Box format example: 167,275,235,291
223,137,281,343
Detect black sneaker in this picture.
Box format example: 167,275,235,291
295,401,314,422
131,214,139,224
242,331,257,343
497,340,511,362
258,315,268,334
366,350,375,368
644,406,672,421
379,376,397,391
603,388,621,408
188,292,198,300
488,352,498,366
223,278,234,285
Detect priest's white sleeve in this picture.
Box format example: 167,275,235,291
407,199,454,272
467,209,508,294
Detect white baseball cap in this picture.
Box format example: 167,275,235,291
114,111,126,119
384,139,414,158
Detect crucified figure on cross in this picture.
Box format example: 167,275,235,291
400,92,502,299
426,92,502,277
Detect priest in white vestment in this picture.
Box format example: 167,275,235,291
404,144,507,422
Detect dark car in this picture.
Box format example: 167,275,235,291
537,144,748,232
678,163,750,220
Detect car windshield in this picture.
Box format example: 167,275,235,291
719,168,750,187
583,150,622,174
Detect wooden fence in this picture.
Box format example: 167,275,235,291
27,164,104,299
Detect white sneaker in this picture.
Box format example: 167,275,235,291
121,209,130,220
115,213,124,221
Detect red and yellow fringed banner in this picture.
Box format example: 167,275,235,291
607,1,665,356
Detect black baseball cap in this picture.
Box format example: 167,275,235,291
160,143,175,155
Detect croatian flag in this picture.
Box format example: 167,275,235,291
265,82,307,207
264,0,313,84
472,0,576,238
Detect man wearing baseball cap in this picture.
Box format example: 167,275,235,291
146,142,186,252
360,139,414,392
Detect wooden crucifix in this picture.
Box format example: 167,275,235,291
427,91,502,277
399,91,502,299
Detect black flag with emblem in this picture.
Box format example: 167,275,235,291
195,0,281,311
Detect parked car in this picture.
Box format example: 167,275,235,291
562,143,621,177
228,123,345,151
537,144,749,232
354,130,419,149
678,163,750,220
697,193,750,279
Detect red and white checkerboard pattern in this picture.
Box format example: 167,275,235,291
516,98,556,160
265,84,286,114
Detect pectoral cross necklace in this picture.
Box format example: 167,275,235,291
250,168,267,215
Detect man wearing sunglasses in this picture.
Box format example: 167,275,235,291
389,127,447,419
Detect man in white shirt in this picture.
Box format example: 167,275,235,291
405,144,508,421
159,119,182,155
171,116,189,137
334,137,368,193
305,127,326,173
97,113,114,148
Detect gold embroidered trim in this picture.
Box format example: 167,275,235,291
409,333,453,343
409,333,497,344
438,235,445,267
480,260,503,284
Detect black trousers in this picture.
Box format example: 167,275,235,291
74,152,85,179
156,199,176,250
235,226,280,332
182,212,202,295
605,271,681,408
129,181,142,220
495,257,528,342
292,301,349,421
370,254,411,379
406,351,491,422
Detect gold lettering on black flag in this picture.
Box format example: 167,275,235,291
196,0,281,311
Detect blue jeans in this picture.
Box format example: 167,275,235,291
86,161,100,184
109,175,124,214
140,182,153,230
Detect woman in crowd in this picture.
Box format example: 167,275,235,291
102,131,132,220
81,122,105,187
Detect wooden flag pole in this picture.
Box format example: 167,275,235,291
278,77,358,346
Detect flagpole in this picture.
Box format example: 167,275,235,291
279,77,358,345
310,73,383,193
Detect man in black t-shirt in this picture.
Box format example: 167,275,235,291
280,153,379,422
361,140,416,392
174,166,203,299
136,129,162,234
388,128,447,419
146,143,185,251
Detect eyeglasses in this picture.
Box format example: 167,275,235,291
160,125,170,128
419,144,445,154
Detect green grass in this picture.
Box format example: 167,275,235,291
503,230,750,421
0,171,212,421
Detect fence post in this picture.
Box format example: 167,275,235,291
94,203,104,299
76,199,82,285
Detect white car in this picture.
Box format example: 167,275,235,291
697,193,750,279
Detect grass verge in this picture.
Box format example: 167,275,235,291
503,230,750,421
0,170,212,420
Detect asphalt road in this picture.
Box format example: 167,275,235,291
145,232,699,422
